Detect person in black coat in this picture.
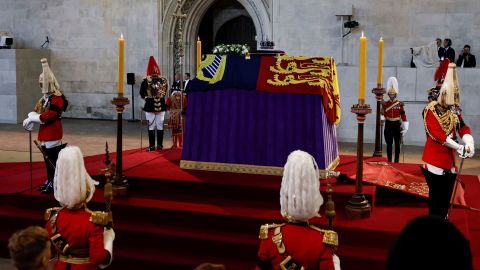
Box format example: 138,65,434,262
140,56,168,151
456,45,476,68
443,38,455,63
436,38,446,59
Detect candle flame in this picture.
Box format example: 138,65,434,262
197,36,200,41
120,33,124,39
380,37,383,41
361,32,364,37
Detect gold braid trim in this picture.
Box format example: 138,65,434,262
308,224,339,247
34,97,46,113
423,101,458,143
259,223,285,239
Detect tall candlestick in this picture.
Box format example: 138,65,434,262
118,33,124,96
377,37,384,87
359,32,367,103
196,36,202,70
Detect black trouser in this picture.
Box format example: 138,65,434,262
42,143,67,183
384,120,401,163
421,167,456,219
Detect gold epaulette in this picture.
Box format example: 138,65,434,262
308,225,339,247
88,210,112,226
44,207,61,221
259,223,285,239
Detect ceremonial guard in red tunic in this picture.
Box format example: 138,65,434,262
382,77,409,163
23,58,68,193
421,63,475,219
45,146,115,270
166,90,187,148
140,56,168,151
256,150,340,270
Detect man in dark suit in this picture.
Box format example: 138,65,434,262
436,38,446,59
443,38,455,63
171,72,181,91
456,45,476,68
183,72,192,94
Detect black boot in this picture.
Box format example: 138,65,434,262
40,143,66,193
156,130,164,150
421,167,456,219
147,130,155,151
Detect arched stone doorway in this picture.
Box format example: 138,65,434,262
215,16,257,50
198,0,257,54
158,0,271,82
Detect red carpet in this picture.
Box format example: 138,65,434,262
0,149,479,270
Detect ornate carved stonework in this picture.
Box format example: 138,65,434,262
173,0,195,74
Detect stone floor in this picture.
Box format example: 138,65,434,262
0,118,478,268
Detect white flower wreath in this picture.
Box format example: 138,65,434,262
212,44,250,55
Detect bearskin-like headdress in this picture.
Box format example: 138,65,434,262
146,56,161,77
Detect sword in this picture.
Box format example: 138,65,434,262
448,147,469,219
33,140,55,169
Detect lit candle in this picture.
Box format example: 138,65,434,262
196,36,202,70
377,37,384,87
118,33,124,96
359,32,367,103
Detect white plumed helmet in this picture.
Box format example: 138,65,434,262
439,63,460,107
54,146,98,209
39,58,60,94
387,77,399,95
280,150,323,222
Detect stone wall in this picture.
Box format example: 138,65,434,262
274,0,480,67
0,0,479,145
0,0,159,120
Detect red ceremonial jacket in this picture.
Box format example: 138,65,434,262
256,223,336,270
35,94,64,141
45,207,109,270
383,99,407,122
422,104,471,169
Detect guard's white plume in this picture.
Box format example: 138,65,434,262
280,150,323,221
54,146,97,209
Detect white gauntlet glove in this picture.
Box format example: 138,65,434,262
462,134,475,158
333,254,341,270
444,136,465,158
28,112,43,124
98,228,115,269
401,121,409,136
22,118,34,131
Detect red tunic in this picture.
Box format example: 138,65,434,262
422,105,471,169
35,95,64,141
256,224,335,270
166,94,187,133
46,208,109,270
383,99,407,121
